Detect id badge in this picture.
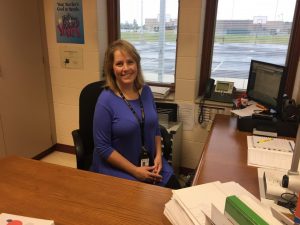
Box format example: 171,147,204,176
140,157,150,167
140,146,150,167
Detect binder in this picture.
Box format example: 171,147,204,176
225,195,268,225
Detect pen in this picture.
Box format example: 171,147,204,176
256,104,267,110
257,138,273,144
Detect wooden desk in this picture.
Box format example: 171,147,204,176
193,114,260,198
0,156,172,225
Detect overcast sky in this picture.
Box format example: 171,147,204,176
120,0,178,25
120,0,296,25
217,0,296,22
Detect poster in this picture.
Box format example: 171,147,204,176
55,0,84,44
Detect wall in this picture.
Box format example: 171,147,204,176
44,0,300,170
43,0,107,145
292,60,300,103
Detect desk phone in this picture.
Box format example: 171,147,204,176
204,79,235,103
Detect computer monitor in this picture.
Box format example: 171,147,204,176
247,60,287,114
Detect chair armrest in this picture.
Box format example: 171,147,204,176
160,125,173,161
71,129,85,169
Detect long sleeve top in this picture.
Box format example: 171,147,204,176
90,85,173,186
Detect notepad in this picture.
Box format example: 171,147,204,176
252,135,294,152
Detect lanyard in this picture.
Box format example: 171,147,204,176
118,90,145,146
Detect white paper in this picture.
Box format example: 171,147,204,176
231,102,263,117
164,181,282,225
0,213,55,225
178,103,195,131
172,181,227,225
211,204,233,225
164,199,195,225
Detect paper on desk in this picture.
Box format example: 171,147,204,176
172,181,227,225
210,204,233,225
231,103,263,117
164,199,195,225
0,213,55,225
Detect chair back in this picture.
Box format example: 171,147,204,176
76,80,105,169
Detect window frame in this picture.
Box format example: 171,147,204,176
198,0,300,98
106,0,177,90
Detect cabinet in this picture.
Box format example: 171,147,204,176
0,0,53,158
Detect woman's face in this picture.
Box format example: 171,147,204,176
113,50,138,88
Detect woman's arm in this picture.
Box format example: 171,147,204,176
153,135,163,175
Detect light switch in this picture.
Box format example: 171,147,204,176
60,46,83,69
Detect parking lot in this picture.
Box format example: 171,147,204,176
133,41,287,81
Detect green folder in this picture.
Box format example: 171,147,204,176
225,195,269,225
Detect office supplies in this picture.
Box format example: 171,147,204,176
252,112,274,121
271,207,294,225
263,170,294,200
0,213,55,225
253,128,278,137
210,204,233,225
149,86,171,99
246,60,287,116
252,135,294,152
256,103,268,111
155,102,178,122
225,195,269,225
225,195,283,225
247,136,293,170
237,116,298,137
204,79,235,103
231,103,264,117
164,181,283,225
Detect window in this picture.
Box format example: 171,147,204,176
199,0,300,96
107,0,179,87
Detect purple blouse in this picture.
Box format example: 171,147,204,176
90,85,173,186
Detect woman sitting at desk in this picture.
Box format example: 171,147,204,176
90,40,180,189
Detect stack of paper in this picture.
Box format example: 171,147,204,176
0,213,55,225
149,86,170,99
163,181,281,225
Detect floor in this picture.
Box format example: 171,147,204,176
40,151,76,168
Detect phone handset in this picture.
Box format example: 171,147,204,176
204,78,215,98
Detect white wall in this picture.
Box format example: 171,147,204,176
43,0,106,145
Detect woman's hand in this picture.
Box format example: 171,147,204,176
153,154,162,175
133,166,162,183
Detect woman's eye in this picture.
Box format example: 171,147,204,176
115,62,123,67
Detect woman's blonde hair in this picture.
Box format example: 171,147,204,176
103,39,145,92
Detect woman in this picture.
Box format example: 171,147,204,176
90,39,180,188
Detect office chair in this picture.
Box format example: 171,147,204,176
72,81,173,171
72,80,105,170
